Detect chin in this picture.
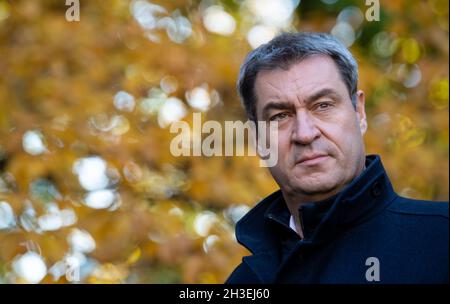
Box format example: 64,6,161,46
294,177,340,195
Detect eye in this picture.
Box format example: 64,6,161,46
269,112,289,121
315,102,332,110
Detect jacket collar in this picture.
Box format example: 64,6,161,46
236,154,397,254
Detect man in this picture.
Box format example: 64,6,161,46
226,32,449,284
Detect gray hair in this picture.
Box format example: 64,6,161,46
237,32,359,121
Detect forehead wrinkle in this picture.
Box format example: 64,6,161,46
266,80,284,95
258,76,287,101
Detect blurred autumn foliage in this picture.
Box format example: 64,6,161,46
0,0,448,283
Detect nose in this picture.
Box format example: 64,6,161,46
291,110,321,145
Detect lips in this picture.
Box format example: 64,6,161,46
297,154,329,165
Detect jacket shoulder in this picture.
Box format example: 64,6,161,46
386,196,449,220
225,262,262,284
235,190,282,253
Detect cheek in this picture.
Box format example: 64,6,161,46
322,117,362,156
275,130,291,156
268,162,290,187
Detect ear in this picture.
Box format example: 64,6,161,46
355,90,367,135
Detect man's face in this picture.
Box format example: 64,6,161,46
254,55,367,200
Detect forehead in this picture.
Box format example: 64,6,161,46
254,55,346,100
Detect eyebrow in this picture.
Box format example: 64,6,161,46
260,88,343,120
305,88,343,104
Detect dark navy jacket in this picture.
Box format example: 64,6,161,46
226,155,449,284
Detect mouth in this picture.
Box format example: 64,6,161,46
296,154,329,166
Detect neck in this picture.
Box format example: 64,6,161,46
283,187,341,238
